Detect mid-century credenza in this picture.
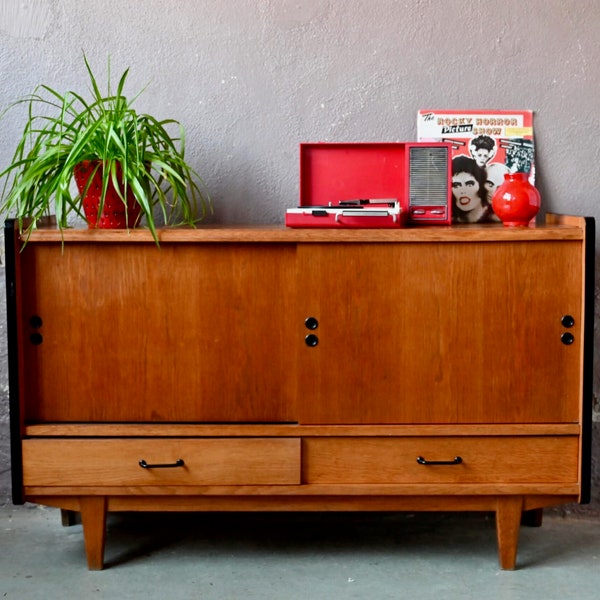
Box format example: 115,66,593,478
4,213,594,570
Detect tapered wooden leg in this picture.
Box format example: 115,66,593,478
496,496,523,570
79,496,107,570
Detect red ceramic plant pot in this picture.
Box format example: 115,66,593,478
491,172,541,227
74,160,142,229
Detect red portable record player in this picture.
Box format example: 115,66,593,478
285,142,452,228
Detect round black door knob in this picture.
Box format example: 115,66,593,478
30,315,43,329
561,332,575,345
30,333,43,345
305,334,319,347
304,317,319,330
561,315,575,328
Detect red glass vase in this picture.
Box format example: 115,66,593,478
491,172,541,227
74,160,142,229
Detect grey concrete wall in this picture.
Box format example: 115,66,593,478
1,0,599,511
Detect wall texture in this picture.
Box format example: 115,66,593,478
0,0,599,510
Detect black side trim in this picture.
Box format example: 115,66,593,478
4,219,24,505
580,216,595,504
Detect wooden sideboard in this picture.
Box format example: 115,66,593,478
4,214,594,570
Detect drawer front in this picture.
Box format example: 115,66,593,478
23,438,301,486
303,437,580,484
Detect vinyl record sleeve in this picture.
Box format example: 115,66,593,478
417,109,534,224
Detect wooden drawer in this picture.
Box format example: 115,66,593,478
302,437,580,484
23,438,301,487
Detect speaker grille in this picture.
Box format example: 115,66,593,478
409,146,449,207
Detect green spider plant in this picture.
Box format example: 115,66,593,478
0,55,211,242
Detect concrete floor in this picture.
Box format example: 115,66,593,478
1,505,599,600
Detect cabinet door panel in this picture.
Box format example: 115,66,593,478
19,243,297,422
297,241,583,424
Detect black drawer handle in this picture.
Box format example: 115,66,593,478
139,458,185,469
416,456,463,466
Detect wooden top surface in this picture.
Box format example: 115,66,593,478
13,214,587,244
